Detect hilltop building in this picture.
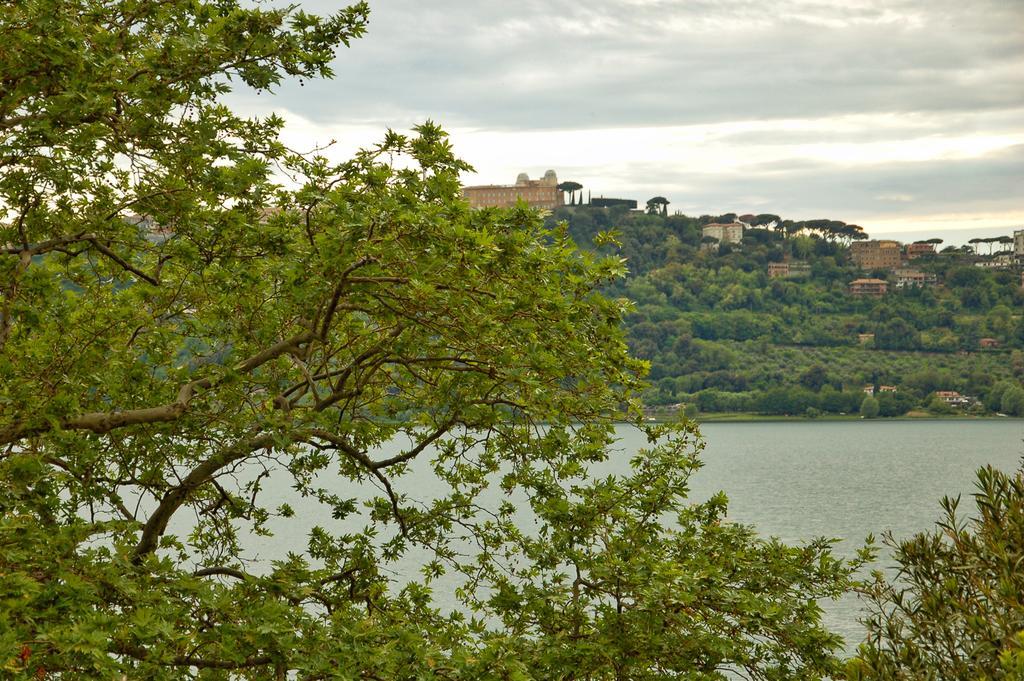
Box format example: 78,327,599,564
906,242,936,259
462,170,564,209
850,240,901,270
1015,229,1024,256
702,222,744,245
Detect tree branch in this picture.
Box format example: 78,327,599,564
0,331,315,446
114,641,274,670
1,233,93,256
299,428,409,535
133,431,278,561
319,256,373,337
87,237,160,285
193,566,253,580
369,417,457,470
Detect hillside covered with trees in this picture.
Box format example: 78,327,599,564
548,205,1024,417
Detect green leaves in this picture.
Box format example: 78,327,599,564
853,464,1024,680
0,1,868,678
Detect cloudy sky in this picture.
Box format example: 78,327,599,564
229,0,1024,238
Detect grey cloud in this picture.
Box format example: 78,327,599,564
224,0,1023,229
602,144,1024,223
227,0,1024,131
715,108,1024,147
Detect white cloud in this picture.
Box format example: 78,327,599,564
229,0,1024,234
867,211,1024,235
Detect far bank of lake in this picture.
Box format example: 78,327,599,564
639,408,1024,423
692,412,1024,423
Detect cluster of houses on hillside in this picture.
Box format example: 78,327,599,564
848,240,937,297
846,233,1024,297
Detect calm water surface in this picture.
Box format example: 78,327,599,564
644,420,1023,649
237,420,1024,653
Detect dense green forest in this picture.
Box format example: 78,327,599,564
548,205,1024,417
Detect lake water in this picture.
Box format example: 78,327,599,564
656,420,1024,650
234,419,1024,654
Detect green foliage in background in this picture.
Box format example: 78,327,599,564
549,208,1024,415
1001,386,1024,417
859,397,880,419
0,1,864,678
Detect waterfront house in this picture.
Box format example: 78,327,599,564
934,390,975,408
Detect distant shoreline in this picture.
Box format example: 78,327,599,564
644,412,1024,424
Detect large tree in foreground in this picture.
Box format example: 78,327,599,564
1,1,861,678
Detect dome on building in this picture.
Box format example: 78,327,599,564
541,169,558,185
515,172,530,185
